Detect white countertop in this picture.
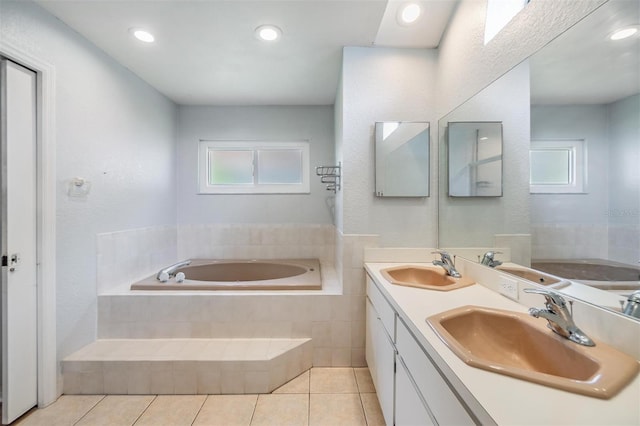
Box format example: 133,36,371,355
365,262,640,426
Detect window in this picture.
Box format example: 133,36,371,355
530,139,586,193
484,0,530,45
198,141,310,194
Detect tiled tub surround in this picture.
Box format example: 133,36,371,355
88,226,379,394
62,338,312,395
97,226,178,294
97,224,337,294
531,223,609,260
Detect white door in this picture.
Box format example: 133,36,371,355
1,58,38,425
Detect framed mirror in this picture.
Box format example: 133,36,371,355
374,121,430,197
447,121,503,197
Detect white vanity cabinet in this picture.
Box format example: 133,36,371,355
366,278,396,426
396,318,475,425
366,275,476,426
395,356,436,426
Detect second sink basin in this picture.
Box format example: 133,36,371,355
381,265,475,291
427,305,639,399
496,265,568,289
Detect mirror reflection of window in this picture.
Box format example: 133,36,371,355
529,139,585,193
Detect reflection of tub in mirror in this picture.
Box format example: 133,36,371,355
374,121,429,197
447,121,503,197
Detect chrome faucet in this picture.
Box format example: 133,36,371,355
480,251,502,268
622,290,640,319
432,250,461,278
156,260,192,281
524,288,595,346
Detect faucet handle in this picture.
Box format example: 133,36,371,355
431,250,453,262
483,251,502,258
524,288,566,308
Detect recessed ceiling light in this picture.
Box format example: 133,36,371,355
129,28,155,43
255,25,282,42
398,3,422,25
610,26,639,41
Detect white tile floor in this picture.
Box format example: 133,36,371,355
11,368,384,426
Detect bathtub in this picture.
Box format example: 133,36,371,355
531,259,640,293
131,259,322,291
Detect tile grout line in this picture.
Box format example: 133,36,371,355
190,394,208,426
248,394,259,425
132,395,157,426
72,394,107,425
353,367,370,426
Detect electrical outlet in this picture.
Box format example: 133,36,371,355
499,277,518,300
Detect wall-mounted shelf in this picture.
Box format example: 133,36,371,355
315,162,341,193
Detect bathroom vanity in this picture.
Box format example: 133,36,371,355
364,262,640,426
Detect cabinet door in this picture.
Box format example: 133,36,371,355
396,319,475,426
396,357,436,426
366,297,395,426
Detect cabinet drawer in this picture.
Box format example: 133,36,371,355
366,276,395,340
396,319,475,426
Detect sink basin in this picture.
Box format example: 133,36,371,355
381,266,474,291
427,305,639,399
496,266,568,289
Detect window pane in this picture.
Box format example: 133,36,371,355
208,150,254,185
530,149,570,185
257,149,303,184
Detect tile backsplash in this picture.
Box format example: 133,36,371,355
177,223,336,263
97,226,177,294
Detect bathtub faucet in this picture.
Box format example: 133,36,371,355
156,260,191,282
524,288,595,346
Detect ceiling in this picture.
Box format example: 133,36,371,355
37,0,458,106
530,0,640,105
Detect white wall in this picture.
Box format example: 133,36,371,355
0,1,177,366
437,0,606,117
608,94,640,264
608,94,640,226
176,106,335,225
530,104,610,224
438,61,531,248
530,95,640,263
339,47,438,247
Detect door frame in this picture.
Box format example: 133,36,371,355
0,40,57,407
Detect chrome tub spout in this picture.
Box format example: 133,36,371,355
156,260,192,282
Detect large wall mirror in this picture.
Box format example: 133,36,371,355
374,121,430,197
438,0,640,320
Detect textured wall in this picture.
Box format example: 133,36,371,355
176,105,335,225
437,0,606,117
0,1,177,364
438,61,531,247
340,47,438,247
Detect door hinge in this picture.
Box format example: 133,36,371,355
1,255,7,267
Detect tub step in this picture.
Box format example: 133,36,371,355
62,338,312,395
